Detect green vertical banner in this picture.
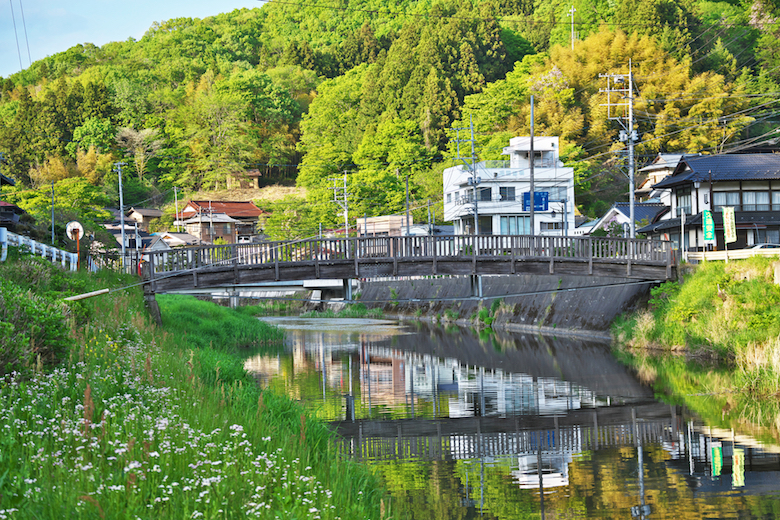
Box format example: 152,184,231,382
723,207,737,244
703,210,715,242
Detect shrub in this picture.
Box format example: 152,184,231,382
0,279,70,376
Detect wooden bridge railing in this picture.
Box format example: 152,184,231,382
144,235,673,278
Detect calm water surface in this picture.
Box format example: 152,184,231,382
248,318,780,519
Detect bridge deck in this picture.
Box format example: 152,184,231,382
144,235,676,292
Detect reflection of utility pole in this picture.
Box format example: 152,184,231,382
601,61,638,238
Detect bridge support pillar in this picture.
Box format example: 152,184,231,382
228,288,239,309
471,275,483,300
343,279,353,302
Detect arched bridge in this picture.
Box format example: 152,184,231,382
142,235,676,294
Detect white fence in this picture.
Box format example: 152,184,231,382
0,227,78,270
687,249,780,263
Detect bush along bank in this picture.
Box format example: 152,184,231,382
0,252,390,519
612,256,780,443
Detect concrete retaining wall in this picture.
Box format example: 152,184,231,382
357,274,654,333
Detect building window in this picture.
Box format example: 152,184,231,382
677,187,691,215
772,192,780,210
548,186,567,201
714,191,740,211
446,193,451,203
743,191,770,211
499,187,516,201
541,222,563,231
479,187,492,202
500,216,530,235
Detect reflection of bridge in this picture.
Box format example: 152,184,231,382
144,235,675,293
332,401,678,461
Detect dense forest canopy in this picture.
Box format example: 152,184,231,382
1,0,779,240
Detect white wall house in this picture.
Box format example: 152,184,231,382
442,136,575,236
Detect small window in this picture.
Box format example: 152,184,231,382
499,187,516,201
744,191,770,211
479,187,491,202
446,193,451,203
714,192,740,211
677,187,692,215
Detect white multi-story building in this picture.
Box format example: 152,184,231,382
443,136,575,236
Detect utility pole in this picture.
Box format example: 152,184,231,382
174,186,181,233
343,172,349,237
405,174,411,236
331,172,350,255
568,6,577,50
51,182,55,245
470,116,479,236
451,119,480,235
600,60,638,238
116,162,127,269
530,95,535,236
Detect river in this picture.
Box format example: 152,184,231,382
247,318,780,519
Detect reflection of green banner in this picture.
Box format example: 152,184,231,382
703,210,715,241
733,448,745,487
712,446,722,477
723,207,737,244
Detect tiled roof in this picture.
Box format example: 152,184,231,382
181,201,264,219
128,207,163,217
653,154,780,189
612,202,667,223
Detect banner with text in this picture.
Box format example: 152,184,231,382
723,207,737,244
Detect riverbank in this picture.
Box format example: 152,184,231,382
0,251,389,519
612,256,780,443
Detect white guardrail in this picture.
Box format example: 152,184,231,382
687,249,780,263
0,227,78,270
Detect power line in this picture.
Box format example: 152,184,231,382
8,0,23,72
17,0,32,68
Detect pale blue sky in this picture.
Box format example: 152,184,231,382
1,0,264,78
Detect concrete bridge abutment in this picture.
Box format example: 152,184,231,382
357,273,656,333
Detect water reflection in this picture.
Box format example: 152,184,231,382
247,318,780,519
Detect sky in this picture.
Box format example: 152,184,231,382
1,0,264,78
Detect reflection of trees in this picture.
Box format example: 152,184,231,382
373,445,780,519
377,460,471,520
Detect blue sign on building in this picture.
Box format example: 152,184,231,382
523,191,549,212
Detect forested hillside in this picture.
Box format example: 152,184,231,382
1,0,779,241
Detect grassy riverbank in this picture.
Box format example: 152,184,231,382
0,251,389,519
613,256,780,442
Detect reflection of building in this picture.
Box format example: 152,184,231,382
513,452,574,489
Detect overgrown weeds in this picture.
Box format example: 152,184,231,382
614,256,780,444
0,252,390,519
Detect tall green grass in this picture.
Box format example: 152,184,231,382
0,251,391,519
614,256,780,443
